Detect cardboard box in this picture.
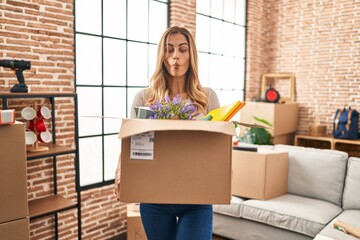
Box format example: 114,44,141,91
0,122,28,224
273,133,295,145
118,119,236,204
239,102,299,144
0,217,29,240
127,204,146,240
231,149,288,200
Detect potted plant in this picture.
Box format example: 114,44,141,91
238,116,273,145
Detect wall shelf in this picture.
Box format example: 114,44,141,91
0,92,81,240
27,144,75,160
29,195,77,219
295,134,360,157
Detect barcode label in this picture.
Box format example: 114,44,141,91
130,131,154,160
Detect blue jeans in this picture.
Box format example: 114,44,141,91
140,203,213,240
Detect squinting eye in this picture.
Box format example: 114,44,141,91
180,48,188,53
165,47,174,53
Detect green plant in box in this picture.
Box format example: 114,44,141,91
239,116,273,145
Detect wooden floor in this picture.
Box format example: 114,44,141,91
212,234,231,240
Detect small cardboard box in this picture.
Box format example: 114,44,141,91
118,119,236,204
0,217,29,240
239,102,298,144
231,149,288,200
127,204,146,240
0,122,28,224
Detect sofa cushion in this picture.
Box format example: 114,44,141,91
274,144,348,206
213,196,244,218
241,194,343,237
343,157,360,210
317,210,360,240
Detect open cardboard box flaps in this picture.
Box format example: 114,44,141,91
118,118,237,139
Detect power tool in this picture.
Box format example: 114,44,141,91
0,59,31,93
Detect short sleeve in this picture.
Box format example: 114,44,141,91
204,87,220,114
130,88,150,118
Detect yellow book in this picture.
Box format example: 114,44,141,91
206,101,246,121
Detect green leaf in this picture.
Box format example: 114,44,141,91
253,116,273,127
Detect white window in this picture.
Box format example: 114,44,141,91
196,0,247,113
75,0,169,188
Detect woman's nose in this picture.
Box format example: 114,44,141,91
172,50,179,59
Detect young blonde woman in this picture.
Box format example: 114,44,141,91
115,26,220,240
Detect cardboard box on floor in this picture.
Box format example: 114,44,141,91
239,102,298,144
0,122,28,224
0,217,30,240
231,149,288,200
118,119,236,204
127,203,146,240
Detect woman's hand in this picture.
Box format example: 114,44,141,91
114,155,121,201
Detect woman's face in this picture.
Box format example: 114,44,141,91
164,33,190,79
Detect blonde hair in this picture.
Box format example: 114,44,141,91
146,26,208,113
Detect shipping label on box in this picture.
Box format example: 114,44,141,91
118,119,236,204
130,131,154,160
231,149,288,200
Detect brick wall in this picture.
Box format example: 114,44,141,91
170,0,196,35
1,0,360,239
246,0,360,134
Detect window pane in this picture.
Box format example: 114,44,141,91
223,23,235,56
104,87,126,134
196,15,210,53
103,0,126,38
128,42,149,86
219,55,235,89
148,44,158,79
128,0,148,41
234,25,246,58
210,19,223,54
76,34,102,85
127,87,146,117
104,135,121,181
79,137,103,186
77,87,102,136
149,1,168,44
198,52,210,86
75,0,101,34
223,0,235,22
235,0,246,25
104,38,126,86
209,54,223,89
196,0,210,15
211,0,223,19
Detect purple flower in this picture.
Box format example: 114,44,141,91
148,95,198,120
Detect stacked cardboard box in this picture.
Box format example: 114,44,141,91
127,203,146,240
239,101,299,144
118,119,236,204
0,122,30,239
231,149,289,200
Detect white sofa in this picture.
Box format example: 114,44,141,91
213,144,360,240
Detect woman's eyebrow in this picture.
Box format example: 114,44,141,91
166,43,188,47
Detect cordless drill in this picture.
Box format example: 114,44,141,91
0,59,31,93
